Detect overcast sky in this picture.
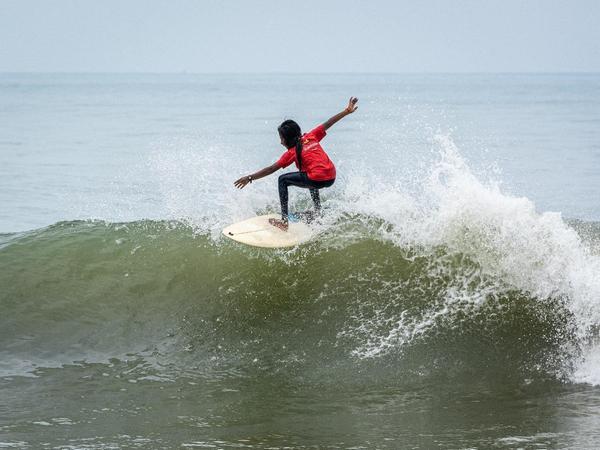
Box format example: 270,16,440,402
1,0,599,73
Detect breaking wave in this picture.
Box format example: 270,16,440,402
2,136,599,387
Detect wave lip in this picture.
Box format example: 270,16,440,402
326,135,600,382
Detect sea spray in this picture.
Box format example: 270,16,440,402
331,135,600,383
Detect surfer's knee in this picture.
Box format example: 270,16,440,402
278,173,290,187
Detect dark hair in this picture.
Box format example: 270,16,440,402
278,120,303,170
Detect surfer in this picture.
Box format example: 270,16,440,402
234,97,359,231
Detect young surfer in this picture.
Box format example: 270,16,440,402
234,97,359,231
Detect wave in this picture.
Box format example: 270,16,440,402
1,136,599,386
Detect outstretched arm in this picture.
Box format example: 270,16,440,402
234,163,280,189
322,97,358,131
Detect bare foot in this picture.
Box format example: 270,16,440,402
268,218,288,231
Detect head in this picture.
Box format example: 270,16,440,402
278,120,302,149
278,119,304,171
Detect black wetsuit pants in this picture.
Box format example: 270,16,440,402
278,172,335,220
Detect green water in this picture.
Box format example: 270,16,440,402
1,220,600,448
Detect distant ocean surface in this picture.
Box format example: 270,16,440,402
2,73,600,448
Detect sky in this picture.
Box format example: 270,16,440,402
1,0,599,73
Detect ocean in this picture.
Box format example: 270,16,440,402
1,73,600,448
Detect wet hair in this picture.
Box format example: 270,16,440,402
278,120,303,171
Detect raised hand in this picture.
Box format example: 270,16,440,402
345,97,358,114
322,96,359,130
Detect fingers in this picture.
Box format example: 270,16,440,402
347,97,358,113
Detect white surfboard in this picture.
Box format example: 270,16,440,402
222,214,313,248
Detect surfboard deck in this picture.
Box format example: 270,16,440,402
222,214,313,248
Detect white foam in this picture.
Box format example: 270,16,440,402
572,343,600,385
336,135,600,383
144,131,600,382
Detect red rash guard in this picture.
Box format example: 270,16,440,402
275,124,336,181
